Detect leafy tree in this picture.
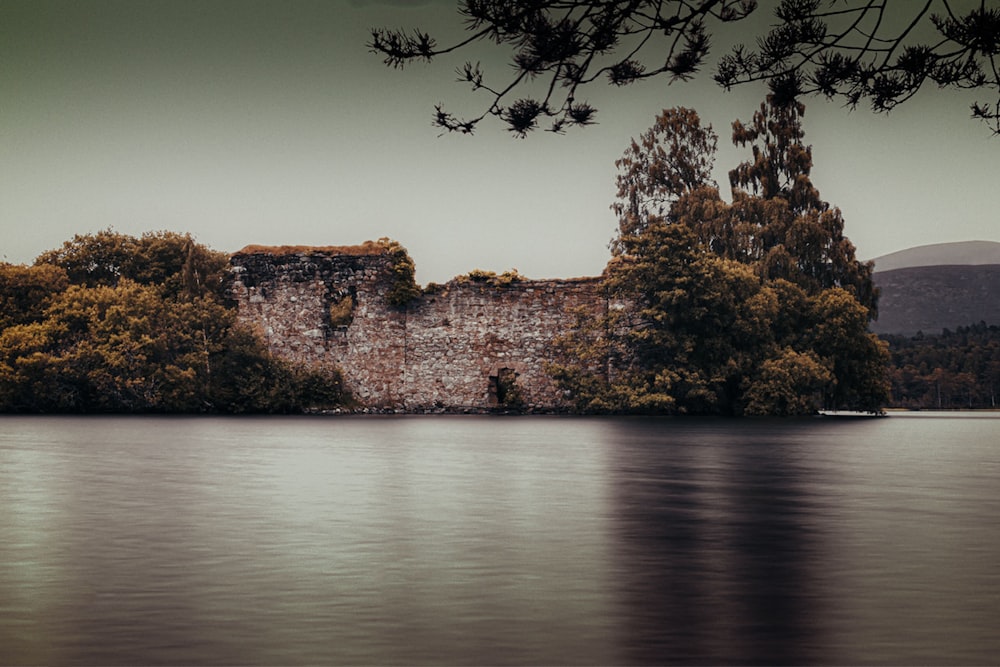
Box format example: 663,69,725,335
727,97,877,313
742,348,833,416
612,107,719,220
553,221,779,413
0,281,203,411
35,229,228,299
805,286,890,410
371,0,1000,135
552,97,889,414
0,263,69,328
35,229,137,287
1,232,348,413
611,107,719,250
611,95,877,314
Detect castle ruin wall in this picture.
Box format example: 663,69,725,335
229,248,606,411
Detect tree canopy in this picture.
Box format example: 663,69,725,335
370,0,1000,136
549,97,889,414
883,323,1000,409
0,231,349,413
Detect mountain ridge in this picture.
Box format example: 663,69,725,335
870,240,1000,272
869,240,1000,335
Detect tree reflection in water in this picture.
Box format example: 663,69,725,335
609,418,827,665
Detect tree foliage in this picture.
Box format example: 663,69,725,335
611,107,719,250
371,0,1000,135
0,263,69,329
0,231,349,413
551,97,889,415
35,229,228,299
882,323,1000,409
378,237,424,306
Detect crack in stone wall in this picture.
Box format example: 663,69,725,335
229,248,606,411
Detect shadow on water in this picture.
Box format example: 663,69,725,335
2,413,999,665
607,418,829,665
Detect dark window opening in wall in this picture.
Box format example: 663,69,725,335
490,367,524,408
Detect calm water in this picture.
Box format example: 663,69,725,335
1,414,998,665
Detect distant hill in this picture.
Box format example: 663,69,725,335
870,241,1000,335
871,240,1000,272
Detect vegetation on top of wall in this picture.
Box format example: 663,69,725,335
235,238,423,308
378,238,423,307
1,230,350,413
455,269,525,287
234,241,387,257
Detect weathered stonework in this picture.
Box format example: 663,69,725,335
229,244,606,411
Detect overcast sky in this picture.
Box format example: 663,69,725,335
3,0,999,284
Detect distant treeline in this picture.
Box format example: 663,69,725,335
0,230,349,413
883,323,1000,410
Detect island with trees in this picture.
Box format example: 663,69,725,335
2,92,997,414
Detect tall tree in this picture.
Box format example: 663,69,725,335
552,98,889,414
371,1,1000,135
728,96,878,314
611,107,718,250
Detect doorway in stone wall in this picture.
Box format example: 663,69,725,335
489,367,523,408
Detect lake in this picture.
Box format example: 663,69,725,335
1,413,998,665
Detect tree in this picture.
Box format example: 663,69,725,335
616,96,878,315
611,107,718,250
742,348,833,415
1,232,348,413
35,229,229,299
728,97,878,314
370,0,1000,135
551,97,889,414
0,263,69,329
805,287,890,410
553,220,782,414
35,228,137,287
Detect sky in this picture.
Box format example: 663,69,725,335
2,0,999,285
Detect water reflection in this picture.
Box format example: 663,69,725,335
1,414,998,665
607,419,827,664
0,417,621,665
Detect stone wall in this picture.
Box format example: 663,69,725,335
229,245,606,411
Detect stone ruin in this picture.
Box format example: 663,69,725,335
229,243,606,411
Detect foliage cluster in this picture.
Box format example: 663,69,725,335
371,0,1000,135
0,230,349,413
883,323,1000,409
550,98,889,415
236,241,387,257
455,268,525,286
328,294,355,328
378,237,423,306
